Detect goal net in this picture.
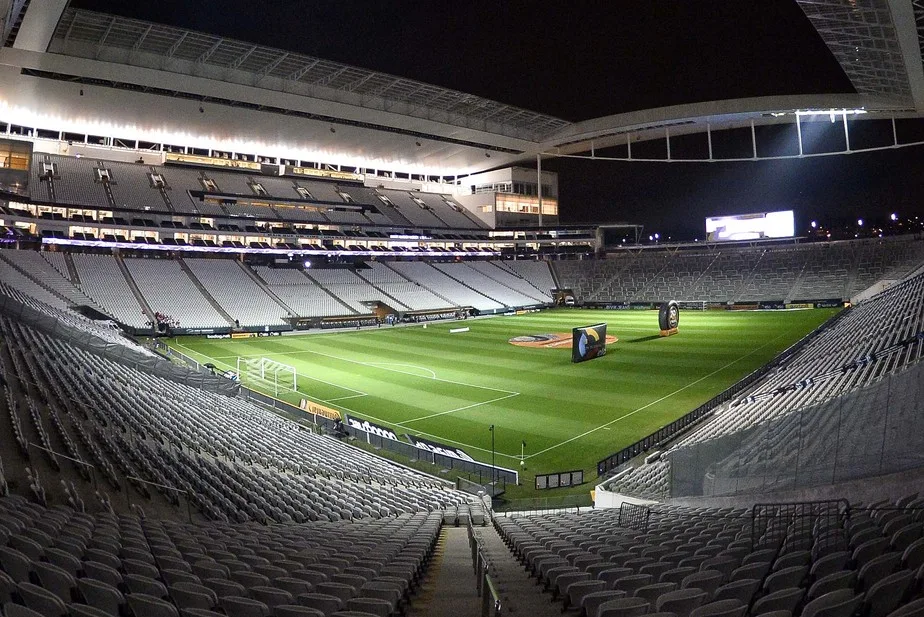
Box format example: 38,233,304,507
676,301,707,311
236,357,297,396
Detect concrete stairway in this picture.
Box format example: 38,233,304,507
408,526,481,616
472,521,563,617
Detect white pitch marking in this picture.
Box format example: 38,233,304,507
175,342,367,396
214,346,518,395
326,393,369,402
362,362,437,379
397,392,520,426
180,346,525,459
522,328,800,459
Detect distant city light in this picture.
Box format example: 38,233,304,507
648,235,653,241
857,219,863,227
810,221,817,229
890,213,898,221
654,233,660,240
303,260,312,268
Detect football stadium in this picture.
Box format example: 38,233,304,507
1,2,924,616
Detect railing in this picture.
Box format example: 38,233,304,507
347,423,516,487
125,476,192,523
29,441,96,486
27,443,193,522
596,305,850,478
468,520,501,617
618,502,651,532
672,360,924,498
751,499,848,552
494,493,592,516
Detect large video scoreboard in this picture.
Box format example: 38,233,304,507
706,210,794,242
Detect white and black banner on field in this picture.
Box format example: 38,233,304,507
343,414,519,484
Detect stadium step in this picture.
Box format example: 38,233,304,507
472,521,564,617
236,260,297,317
0,252,81,309
302,271,360,315
407,526,481,617
63,252,81,284
114,254,156,324
176,257,236,326
383,261,457,307
432,262,507,307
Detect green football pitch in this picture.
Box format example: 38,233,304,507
167,308,836,487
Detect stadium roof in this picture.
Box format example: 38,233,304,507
49,7,571,143
2,1,924,176
796,0,924,110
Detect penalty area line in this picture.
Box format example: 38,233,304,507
176,352,524,459
172,342,367,397
215,346,518,395
395,392,520,426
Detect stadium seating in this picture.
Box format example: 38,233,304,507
122,257,229,330
183,258,291,327
494,491,924,617
70,254,150,328
354,262,451,312
0,493,441,617
430,262,540,307
604,269,924,501
387,261,504,311
305,268,407,314
24,152,492,231
103,160,167,212
553,237,924,304
0,308,481,523
496,260,558,301
252,266,356,317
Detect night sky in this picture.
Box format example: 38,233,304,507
69,0,924,238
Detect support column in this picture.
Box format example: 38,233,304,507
536,153,543,228
706,123,713,161
750,120,757,159
796,115,803,156
666,126,671,161
843,111,850,152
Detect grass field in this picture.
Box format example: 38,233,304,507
168,308,836,490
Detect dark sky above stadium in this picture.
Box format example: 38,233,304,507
69,0,924,238
70,0,853,121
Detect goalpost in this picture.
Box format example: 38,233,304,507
236,357,298,396
676,300,707,311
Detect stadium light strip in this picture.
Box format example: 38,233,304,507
40,237,498,258
794,108,867,117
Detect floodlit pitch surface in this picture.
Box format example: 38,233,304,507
169,308,837,482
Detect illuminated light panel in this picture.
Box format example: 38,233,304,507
0,100,481,178
41,237,498,257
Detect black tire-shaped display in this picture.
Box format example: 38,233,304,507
659,300,680,331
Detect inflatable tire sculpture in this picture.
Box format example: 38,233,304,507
659,300,680,332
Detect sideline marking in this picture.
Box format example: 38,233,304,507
175,345,524,458
522,328,800,459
